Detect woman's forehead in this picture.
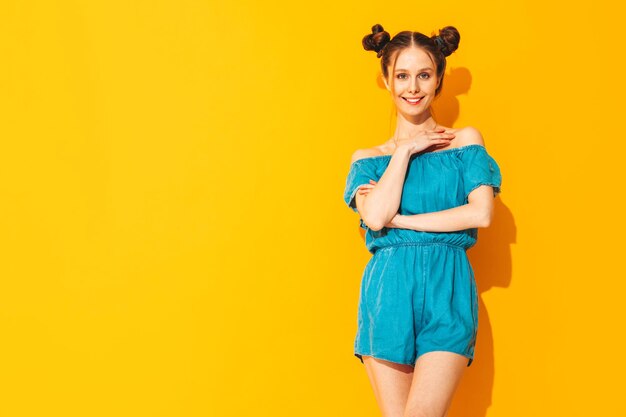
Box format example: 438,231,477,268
395,47,435,69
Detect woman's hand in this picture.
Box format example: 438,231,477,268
395,127,456,155
356,180,377,197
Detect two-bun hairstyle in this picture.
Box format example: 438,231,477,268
362,24,460,97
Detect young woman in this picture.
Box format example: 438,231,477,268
343,24,502,417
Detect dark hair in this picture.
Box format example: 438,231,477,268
362,24,460,97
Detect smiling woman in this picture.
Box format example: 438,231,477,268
344,24,502,417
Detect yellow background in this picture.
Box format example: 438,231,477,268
1,1,623,416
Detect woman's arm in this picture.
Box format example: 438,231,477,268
351,129,457,231
385,185,496,232
352,147,412,231
385,127,496,232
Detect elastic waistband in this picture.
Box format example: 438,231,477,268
374,242,467,252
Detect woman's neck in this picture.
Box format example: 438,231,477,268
390,113,438,141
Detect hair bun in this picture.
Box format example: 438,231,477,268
432,26,460,57
362,24,391,58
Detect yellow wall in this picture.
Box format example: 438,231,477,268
1,1,623,416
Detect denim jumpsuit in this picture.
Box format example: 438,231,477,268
343,144,502,367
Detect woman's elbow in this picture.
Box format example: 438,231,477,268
362,216,385,231
360,210,387,231
478,209,494,228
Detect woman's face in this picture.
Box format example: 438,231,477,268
383,47,440,117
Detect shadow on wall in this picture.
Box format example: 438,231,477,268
432,64,516,417
449,199,515,417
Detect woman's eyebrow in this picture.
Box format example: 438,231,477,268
394,67,433,72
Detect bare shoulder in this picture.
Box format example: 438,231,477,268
455,126,486,147
350,147,387,164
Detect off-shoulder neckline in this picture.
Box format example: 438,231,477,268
350,144,487,166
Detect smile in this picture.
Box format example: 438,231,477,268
402,97,424,105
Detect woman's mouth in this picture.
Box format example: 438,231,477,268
402,96,424,105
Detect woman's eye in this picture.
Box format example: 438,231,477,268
397,73,430,79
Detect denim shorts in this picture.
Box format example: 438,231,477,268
354,242,478,367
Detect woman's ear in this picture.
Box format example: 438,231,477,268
382,74,390,91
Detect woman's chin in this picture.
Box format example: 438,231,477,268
396,107,429,118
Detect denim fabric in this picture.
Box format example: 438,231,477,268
343,144,502,367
